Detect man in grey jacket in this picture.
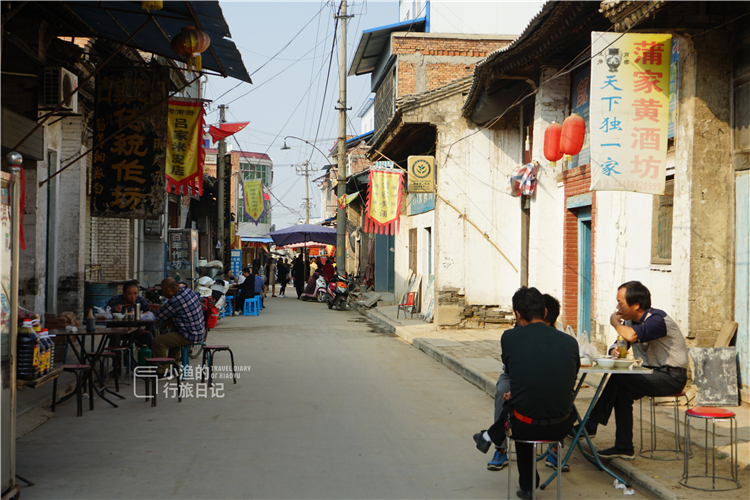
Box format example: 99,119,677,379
572,281,688,459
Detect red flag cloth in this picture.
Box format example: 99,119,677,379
208,122,249,143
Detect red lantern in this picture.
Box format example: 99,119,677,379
543,121,564,167
560,113,586,163
171,26,211,72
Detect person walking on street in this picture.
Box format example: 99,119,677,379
277,258,289,297
293,255,305,298
268,258,277,297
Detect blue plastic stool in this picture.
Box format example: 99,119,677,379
243,297,260,316
180,342,206,380
225,296,233,316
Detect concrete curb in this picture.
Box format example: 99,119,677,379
359,306,681,500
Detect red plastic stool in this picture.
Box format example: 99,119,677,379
639,392,692,460
680,407,740,491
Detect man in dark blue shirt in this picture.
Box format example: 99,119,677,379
571,281,688,460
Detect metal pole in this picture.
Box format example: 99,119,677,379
336,1,348,274
217,105,226,260
7,152,23,491
305,159,310,224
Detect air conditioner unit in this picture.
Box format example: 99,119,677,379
43,67,78,113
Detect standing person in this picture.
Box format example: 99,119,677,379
263,259,271,298
473,287,579,499
321,257,335,283
572,281,688,460
151,278,206,375
232,267,255,316
309,257,319,275
268,258,277,297
277,258,289,297
293,255,305,299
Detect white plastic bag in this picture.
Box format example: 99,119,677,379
94,306,113,320
575,329,598,359
141,311,156,321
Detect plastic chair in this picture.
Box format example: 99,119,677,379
680,407,740,491
180,342,206,380
397,292,417,319
243,297,260,316
639,392,691,460
225,296,233,316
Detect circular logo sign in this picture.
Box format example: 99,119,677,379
411,159,432,179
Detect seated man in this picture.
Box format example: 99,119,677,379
473,287,579,500
233,267,255,316
320,258,335,283
253,268,266,309
151,278,206,374
107,280,151,314
573,281,688,459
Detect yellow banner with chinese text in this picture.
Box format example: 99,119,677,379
590,33,671,194
365,169,404,235
166,99,205,196
243,179,266,225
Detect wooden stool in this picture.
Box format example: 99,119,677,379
201,345,237,387
143,357,183,406
639,392,691,460
680,407,740,491
52,364,93,417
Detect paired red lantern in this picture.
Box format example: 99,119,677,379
560,113,586,163
171,26,211,72
543,121,564,167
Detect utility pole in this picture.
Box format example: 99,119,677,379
295,159,312,224
336,0,349,273
217,104,227,261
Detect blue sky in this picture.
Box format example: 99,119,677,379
203,1,543,229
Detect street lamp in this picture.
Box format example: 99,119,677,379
280,136,331,161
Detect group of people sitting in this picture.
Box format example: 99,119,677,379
473,282,688,499
106,278,206,376
231,267,266,315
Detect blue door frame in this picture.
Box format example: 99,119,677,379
578,208,592,338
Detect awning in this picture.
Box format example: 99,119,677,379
348,17,426,77
240,237,274,243
66,1,251,83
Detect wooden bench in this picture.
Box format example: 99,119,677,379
16,366,63,389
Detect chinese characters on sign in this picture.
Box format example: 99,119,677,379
166,98,206,196
590,33,672,194
243,179,266,225
407,155,435,193
364,169,404,235
168,231,192,271
91,68,168,218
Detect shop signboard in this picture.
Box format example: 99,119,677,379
91,67,168,218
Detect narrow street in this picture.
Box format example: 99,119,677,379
16,298,647,499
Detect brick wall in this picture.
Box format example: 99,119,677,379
561,165,597,342
391,35,511,98
91,217,133,281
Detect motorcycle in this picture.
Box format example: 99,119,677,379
300,275,328,302
326,274,352,311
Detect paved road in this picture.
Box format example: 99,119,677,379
17,297,647,499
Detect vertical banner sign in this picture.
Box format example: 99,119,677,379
407,156,435,192
92,67,168,218
243,179,266,224
166,98,205,196
668,37,679,139
231,249,242,278
590,32,671,194
570,67,591,169
364,169,405,235
222,156,232,269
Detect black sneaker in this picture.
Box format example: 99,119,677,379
598,447,635,460
516,489,532,500
567,424,596,440
473,431,492,454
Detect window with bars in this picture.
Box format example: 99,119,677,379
651,177,674,264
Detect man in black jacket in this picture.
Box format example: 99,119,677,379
473,287,579,499
232,267,255,315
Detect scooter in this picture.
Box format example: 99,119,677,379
300,276,328,302
192,275,230,359
326,274,352,311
